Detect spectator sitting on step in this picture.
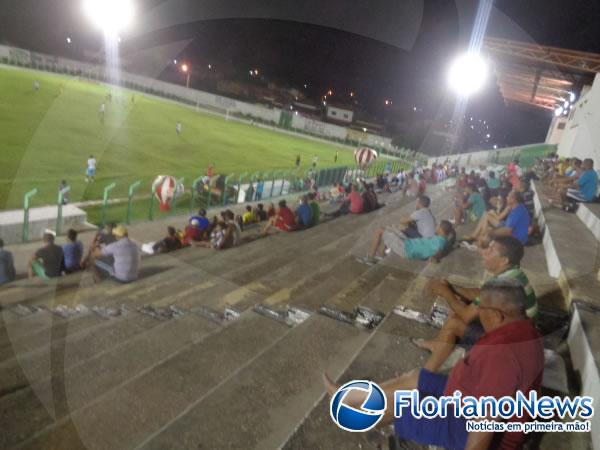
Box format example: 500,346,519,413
462,191,530,249
308,193,320,226
414,236,537,373
253,203,268,222
454,183,486,225
550,158,581,187
295,195,313,229
91,225,140,283
477,178,491,208
211,222,227,249
402,173,419,197
361,182,382,213
267,203,277,219
359,220,455,265
324,279,544,450
29,232,63,279
242,205,257,225
182,219,204,246
262,200,296,235
400,195,436,238
0,239,16,285
152,226,183,254
326,184,364,217
94,222,117,246
224,210,242,246
62,229,83,274
189,209,210,235
517,179,535,219
563,158,598,204
329,183,342,202
486,170,500,195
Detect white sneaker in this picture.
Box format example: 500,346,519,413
356,256,377,266
460,241,479,252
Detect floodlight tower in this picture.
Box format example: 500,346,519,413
447,52,488,98
83,0,134,37
83,0,134,84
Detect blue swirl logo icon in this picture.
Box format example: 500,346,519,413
330,380,387,432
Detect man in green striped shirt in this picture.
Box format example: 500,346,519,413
413,236,537,372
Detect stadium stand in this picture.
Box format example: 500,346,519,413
1,171,593,449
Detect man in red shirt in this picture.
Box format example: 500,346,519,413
261,199,296,235
326,184,364,217
324,279,544,450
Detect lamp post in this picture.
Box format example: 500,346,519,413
181,63,191,88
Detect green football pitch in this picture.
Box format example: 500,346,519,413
0,68,355,211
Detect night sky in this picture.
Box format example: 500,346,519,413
1,0,599,153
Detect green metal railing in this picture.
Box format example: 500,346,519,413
56,186,71,235
15,159,414,233
126,181,141,224
23,188,38,243
101,182,117,228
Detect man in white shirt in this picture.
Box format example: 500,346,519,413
86,155,97,183
176,122,182,136
400,195,437,238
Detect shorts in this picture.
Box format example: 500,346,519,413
382,229,407,257
394,369,468,450
94,260,132,284
566,188,587,202
458,319,485,348
87,168,96,177
468,210,480,223
403,224,422,239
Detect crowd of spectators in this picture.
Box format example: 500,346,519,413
541,156,599,209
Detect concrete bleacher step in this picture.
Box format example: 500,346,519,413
0,312,222,449
13,312,289,450
0,312,163,399
134,314,371,450
283,313,437,450
0,266,203,363
533,182,600,308
0,248,195,309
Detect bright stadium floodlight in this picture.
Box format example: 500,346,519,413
570,92,576,102
554,106,564,117
447,52,488,97
84,0,134,36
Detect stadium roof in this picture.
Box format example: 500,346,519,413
484,37,600,111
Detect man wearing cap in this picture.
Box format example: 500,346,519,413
91,225,140,283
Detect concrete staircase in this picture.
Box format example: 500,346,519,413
0,185,590,450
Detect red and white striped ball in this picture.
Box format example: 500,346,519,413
153,175,177,211
354,147,378,166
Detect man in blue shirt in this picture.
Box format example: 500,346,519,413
295,195,313,229
463,191,530,249
567,158,598,203
62,229,83,273
189,209,210,233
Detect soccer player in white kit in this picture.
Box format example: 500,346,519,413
176,122,182,136
86,155,97,183
99,103,106,124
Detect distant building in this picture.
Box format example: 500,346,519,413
325,104,354,124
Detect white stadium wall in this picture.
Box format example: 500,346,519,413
545,116,568,145
556,74,600,168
